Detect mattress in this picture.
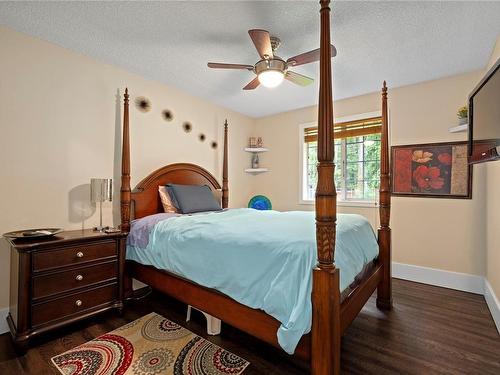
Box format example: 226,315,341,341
126,208,379,354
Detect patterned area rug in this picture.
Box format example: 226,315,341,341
51,312,249,375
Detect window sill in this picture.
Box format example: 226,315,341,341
299,199,379,208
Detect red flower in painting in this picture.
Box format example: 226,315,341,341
413,165,445,190
438,153,452,165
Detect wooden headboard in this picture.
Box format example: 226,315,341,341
131,163,222,220
119,90,229,231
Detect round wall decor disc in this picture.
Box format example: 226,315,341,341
248,195,272,210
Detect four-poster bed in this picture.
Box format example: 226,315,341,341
120,1,392,373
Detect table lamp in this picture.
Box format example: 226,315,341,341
90,178,113,232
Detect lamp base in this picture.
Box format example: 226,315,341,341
93,226,110,232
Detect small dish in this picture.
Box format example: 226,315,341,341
3,228,63,239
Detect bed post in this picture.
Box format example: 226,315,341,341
120,88,131,233
222,119,229,209
120,88,133,300
376,82,393,310
311,1,341,374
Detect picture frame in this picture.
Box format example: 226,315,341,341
391,141,472,199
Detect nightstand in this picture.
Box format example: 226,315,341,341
6,229,127,350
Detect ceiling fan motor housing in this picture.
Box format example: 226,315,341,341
255,58,286,75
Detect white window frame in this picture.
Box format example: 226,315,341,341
299,111,381,207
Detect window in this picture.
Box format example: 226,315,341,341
301,115,382,204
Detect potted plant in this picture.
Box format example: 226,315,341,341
457,106,468,125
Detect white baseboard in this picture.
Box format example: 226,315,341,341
484,280,500,333
392,262,485,294
0,307,9,335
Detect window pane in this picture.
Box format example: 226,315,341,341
346,136,364,144
364,180,378,201
346,138,363,162
364,133,380,142
364,161,380,183
306,142,317,200
346,161,362,187
333,141,343,193
363,134,381,162
345,178,363,199
334,142,342,163
344,134,381,201
303,130,381,202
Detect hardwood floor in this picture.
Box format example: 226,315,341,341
0,279,499,374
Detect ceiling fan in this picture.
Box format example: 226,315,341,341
207,29,337,90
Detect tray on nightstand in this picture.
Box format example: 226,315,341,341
3,228,63,239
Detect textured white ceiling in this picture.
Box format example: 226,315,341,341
1,1,499,118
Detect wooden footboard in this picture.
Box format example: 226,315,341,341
126,260,311,361
127,259,383,362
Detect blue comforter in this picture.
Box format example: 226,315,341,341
126,208,378,354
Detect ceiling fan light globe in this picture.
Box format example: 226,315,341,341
258,70,284,88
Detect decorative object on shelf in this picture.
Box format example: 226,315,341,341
457,106,468,125
199,133,206,142
211,141,218,149
90,178,113,231
248,195,272,210
244,144,268,173
392,141,472,199
162,110,173,121
135,97,151,112
249,137,257,148
183,122,192,133
251,153,260,169
257,137,263,148
3,228,63,239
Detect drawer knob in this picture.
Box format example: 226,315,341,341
75,274,83,281
76,251,84,258
75,299,82,307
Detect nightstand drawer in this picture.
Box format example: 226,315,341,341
33,261,118,300
32,283,117,327
33,241,116,271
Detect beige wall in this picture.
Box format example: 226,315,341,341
254,70,487,276
485,36,500,297
0,26,256,310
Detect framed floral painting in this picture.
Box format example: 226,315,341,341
391,141,472,199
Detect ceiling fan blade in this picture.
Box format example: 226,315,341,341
286,44,337,67
243,77,260,90
207,62,254,70
285,71,314,86
248,29,273,59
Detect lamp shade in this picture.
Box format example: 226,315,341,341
258,70,284,88
90,178,113,203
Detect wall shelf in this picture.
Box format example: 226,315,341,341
449,123,468,133
245,168,269,174
244,147,269,153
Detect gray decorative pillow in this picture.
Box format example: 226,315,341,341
166,184,222,214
